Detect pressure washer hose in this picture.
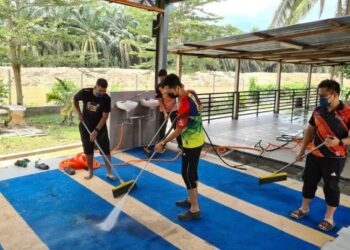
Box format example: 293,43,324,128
98,111,181,167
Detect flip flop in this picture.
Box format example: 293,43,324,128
317,220,335,232
289,208,309,219
14,159,29,168
35,162,49,170
64,167,75,175
107,175,117,181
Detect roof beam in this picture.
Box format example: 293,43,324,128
253,32,306,49
106,0,165,12
325,19,344,27
183,43,246,53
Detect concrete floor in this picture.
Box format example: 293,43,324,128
203,111,350,179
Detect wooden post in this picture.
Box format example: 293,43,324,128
340,71,344,87
233,59,240,119
274,62,282,113
330,66,336,80
176,54,183,80
305,65,312,109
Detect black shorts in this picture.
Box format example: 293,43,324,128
79,123,110,155
302,154,345,207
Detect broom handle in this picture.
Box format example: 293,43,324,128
274,141,327,174
146,108,176,149
81,121,123,182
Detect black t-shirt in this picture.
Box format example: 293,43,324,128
74,88,111,127
308,101,350,158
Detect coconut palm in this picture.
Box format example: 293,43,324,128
271,0,350,28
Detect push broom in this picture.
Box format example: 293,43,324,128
82,121,136,198
259,141,326,185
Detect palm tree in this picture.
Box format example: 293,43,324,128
67,5,111,66
105,8,146,68
271,0,350,28
46,78,78,126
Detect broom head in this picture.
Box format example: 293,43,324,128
259,172,288,185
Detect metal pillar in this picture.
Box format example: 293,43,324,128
155,0,170,86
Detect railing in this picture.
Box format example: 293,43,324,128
197,88,317,123
200,92,234,122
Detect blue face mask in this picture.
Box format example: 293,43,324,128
319,97,330,108
95,92,103,98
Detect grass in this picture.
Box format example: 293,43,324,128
0,113,81,155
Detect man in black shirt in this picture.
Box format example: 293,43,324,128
73,78,116,181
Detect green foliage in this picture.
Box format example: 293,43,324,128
0,113,81,155
248,77,307,91
46,78,78,125
271,0,350,28
340,66,350,79
0,81,8,104
341,87,350,102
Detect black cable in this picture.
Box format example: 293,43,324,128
254,133,304,153
203,127,247,171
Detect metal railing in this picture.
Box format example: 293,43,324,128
197,88,317,123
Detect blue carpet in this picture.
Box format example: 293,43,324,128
125,148,350,237
96,155,318,250
0,171,176,250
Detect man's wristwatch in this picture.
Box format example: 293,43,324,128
94,127,100,133
339,139,344,146
160,141,166,146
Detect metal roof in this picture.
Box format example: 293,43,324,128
169,16,350,66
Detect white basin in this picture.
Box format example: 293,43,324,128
116,100,138,112
140,98,159,108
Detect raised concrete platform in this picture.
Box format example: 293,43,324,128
202,112,350,180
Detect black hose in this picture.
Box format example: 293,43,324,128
254,133,304,153
203,127,247,170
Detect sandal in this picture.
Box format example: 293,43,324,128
64,167,75,175
175,199,191,209
177,210,201,221
107,175,117,181
289,208,309,219
35,162,49,170
14,158,30,168
317,220,335,232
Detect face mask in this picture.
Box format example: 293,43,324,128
168,93,178,99
95,91,104,98
319,97,330,108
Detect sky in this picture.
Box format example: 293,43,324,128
203,0,336,32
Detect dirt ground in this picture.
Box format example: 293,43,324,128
0,67,348,106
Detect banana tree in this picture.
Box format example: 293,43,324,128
46,78,78,126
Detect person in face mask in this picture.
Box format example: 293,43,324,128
155,69,182,149
73,78,116,181
290,79,350,231
155,74,205,221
